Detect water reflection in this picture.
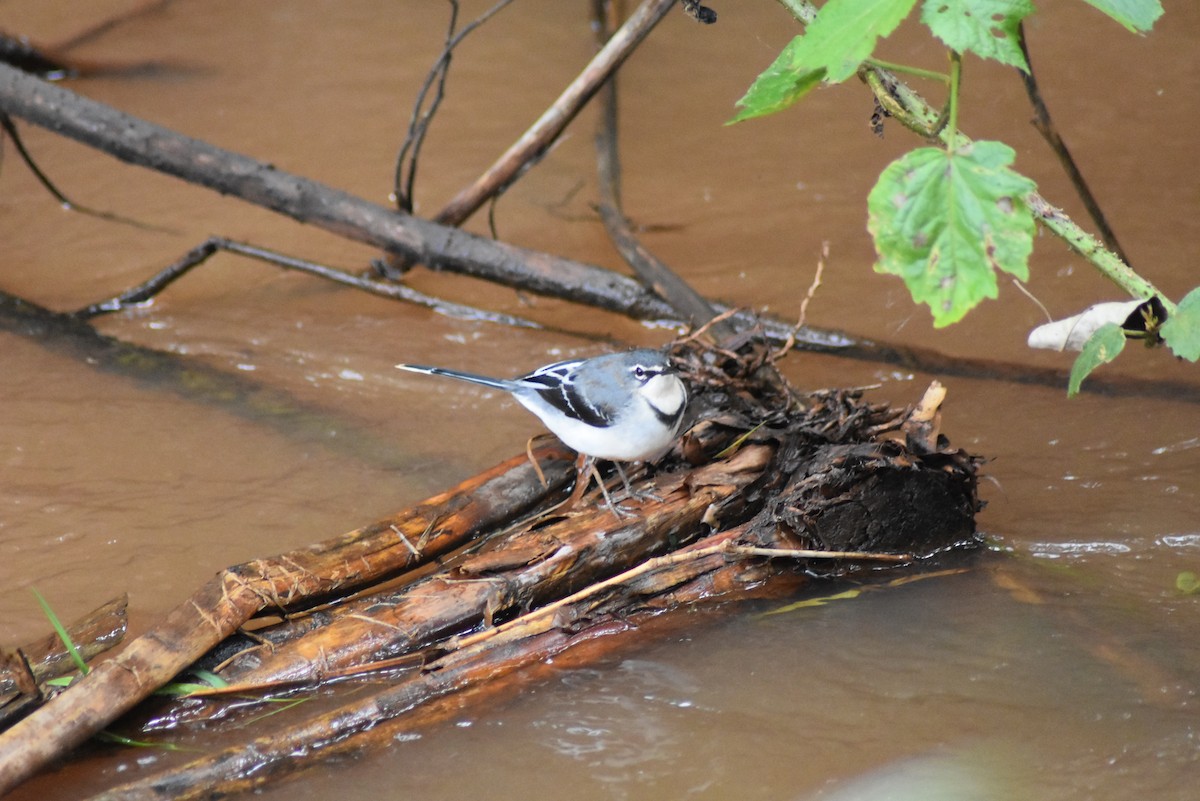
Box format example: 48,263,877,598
801,750,1009,801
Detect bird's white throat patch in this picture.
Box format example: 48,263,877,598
641,373,686,416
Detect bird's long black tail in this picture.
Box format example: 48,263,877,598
395,364,512,390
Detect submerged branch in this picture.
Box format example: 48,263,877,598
73,235,541,329
0,62,1193,404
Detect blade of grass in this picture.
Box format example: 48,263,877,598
31,588,89,675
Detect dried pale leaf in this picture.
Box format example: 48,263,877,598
1026,299,1143,351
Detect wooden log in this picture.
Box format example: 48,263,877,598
0,445,575,795
0,596,127,725
82,379,979,799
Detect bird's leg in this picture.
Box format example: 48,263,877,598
611,461,663,503
558,455,646,519
612,461,636,498
588,459,630,520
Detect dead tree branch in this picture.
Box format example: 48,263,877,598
432,0,678,228
0,62,675,321
73,235,541,329
591,0,734,339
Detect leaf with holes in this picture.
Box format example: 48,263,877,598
921,0,1034,71
868,140,1037,327
731,0,918,122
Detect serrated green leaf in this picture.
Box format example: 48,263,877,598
731,40,825,123
1079,0,1163,33
1160,287,1200,362
1068,323,1126,396
921,0,1034,71
731,0,918,122
794,0,920,82
867,141,1037,327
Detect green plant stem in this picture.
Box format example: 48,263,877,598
864,57,948,84
946,52,961,151
772,0,1170,307
1026,194,1173,312
773,0,816,24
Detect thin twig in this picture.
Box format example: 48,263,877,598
72,236,542,329
773,240,828,360
434,0,678,227
0,112,175,233
591,0,734,340
392,0,518,213
1016,22,1130,267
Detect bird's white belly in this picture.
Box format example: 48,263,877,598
516,395,679,461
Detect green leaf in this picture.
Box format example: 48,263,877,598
762,588,865,615
1068,323,1126,396
97,731,189,751
1160,287,1200,361
1177,571,1200,595
867,140,1037,327
1079,0,1163,33
32,588,89,676
730,42,825,123
793,0,920,82
731,0,919,122
921,0,1034,71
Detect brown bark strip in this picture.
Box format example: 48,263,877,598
0,446,575,796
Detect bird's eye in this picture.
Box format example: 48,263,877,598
633,365,647,379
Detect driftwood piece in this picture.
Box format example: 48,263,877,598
0,336,984,799
74,372,979,800
0,446,576,795
0,596,128,726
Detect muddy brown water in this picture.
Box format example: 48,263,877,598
2,2,1198,799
